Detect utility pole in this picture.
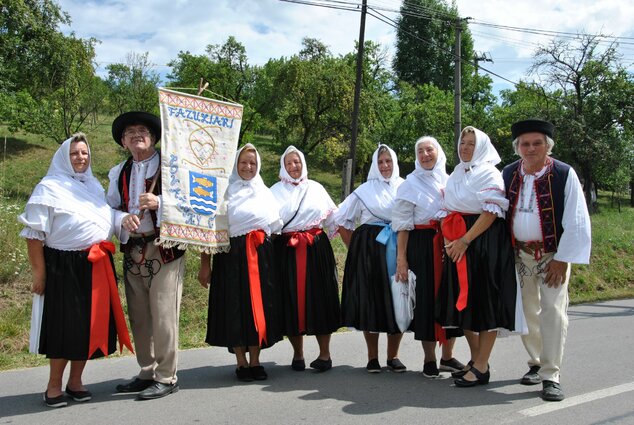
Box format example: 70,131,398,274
453,17,462,162
346,0,367,198
473,51,493,75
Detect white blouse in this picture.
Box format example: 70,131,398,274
270,180,337,236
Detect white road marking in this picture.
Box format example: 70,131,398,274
518,382,634,417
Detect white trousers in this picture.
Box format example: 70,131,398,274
515,250,570,383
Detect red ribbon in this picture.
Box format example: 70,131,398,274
246,230,267,346
415,223,447,344
287,228,322,334
87,241,134,358
442,213,469,312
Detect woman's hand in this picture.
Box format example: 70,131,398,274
396,257,409,283
31,269,45,295
445,237,469,263
198,253,212,289
122,213,140,232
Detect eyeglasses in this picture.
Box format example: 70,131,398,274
123,129,151,137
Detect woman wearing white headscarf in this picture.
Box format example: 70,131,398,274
392,136,465,378
270,146,340,372
436,126,517,387
199,144,283,382
19,134,133,408
335,144,406,373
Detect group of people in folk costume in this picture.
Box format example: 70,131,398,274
20,112,590,407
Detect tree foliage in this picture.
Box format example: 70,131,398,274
529,35,634,212
393,0,474,91
106,52,161,115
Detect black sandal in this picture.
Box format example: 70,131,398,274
454,365,490,387
451,360,474,378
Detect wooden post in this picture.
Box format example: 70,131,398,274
341,158,353,201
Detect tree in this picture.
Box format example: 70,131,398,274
167,36,260,141
393,0,474,91
0,0,106,141
106,52,161,115
529,34,634,212
0,0,71,95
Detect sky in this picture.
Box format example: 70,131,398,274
56,0,634,96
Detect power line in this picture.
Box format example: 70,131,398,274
367,7,520,87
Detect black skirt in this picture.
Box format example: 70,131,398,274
206,234,283,349
275,231,341,336
436,215,517,332
341,224,399,334
405,228,464,341
39,246,116,360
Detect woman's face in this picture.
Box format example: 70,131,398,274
459,132,476,162
417,141,438,170
237,149,258,181
284,152,303,180
69,141,89,173
377,151,393,179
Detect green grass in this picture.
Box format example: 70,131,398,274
1,123,633,371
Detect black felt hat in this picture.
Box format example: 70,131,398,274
511,119,555,140
112,111,161,146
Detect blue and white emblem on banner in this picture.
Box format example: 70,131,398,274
189,171,218,216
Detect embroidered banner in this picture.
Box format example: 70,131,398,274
157,88,242,253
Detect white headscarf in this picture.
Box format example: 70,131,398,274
444,127,508,215
456,126,501,171
346,144,403,223
278,145,308,184
397,136,448,205
366,144,401,185
270,146,336,233
24,137,112,233
226,143,282,236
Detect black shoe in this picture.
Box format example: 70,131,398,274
386,358,407,373
451,360,474,378
310,358,332,372
542,380,565,401
43,391,67,408
454,366,490,387
291,358,306,371
236,366,254,382
115,377,154,393
137,381,179,400
439,357,466,373
250,365,268,381
366,358,381,373
65,386,92,402
422,361,439,378
521,365,542,385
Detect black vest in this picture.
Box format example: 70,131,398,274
117,154,185,263
503,158,570,253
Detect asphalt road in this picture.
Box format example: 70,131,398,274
1,299,633,425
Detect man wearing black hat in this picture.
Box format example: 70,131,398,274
107,111,185,400
502,119,591,402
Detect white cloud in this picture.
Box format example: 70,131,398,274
56,0,634,89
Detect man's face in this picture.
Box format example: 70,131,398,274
121,124,155,157
518,132,549,171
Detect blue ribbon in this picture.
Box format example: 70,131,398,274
373,222,397,279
